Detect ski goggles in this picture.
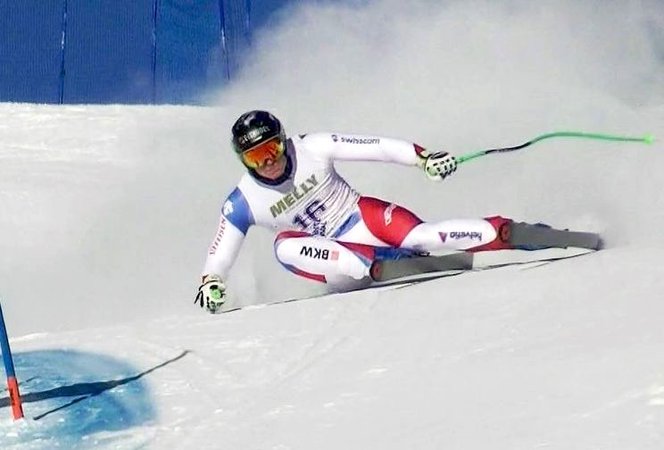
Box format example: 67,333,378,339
240,137,285,169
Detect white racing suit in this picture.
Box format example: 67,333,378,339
203,133,511,288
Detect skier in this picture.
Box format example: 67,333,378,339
195,110,527,313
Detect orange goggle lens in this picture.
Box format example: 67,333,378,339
240,138,285,169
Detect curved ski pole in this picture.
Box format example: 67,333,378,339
456,131,655,165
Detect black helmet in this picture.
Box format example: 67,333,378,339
231,110,285,155
230,110,292,184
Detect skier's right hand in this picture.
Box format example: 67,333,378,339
195,274,227,314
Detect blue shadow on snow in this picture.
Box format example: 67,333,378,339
0,349,188,447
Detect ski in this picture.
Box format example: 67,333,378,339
371,224,601,283
508,222,602,250
370,252,473,282
219,247,597,314
219,225,601,314
371,247,595,289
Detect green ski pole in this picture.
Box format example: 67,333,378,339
456,131,655,165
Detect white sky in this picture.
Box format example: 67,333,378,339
1,0,663,448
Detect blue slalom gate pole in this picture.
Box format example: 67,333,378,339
0,302,24,420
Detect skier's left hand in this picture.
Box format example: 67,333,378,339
421,151,457,181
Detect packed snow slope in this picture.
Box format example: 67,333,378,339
1,0,663,448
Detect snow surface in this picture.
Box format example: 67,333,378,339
1,0,664,448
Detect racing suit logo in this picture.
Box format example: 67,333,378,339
300,246,339,260
269,174,319,218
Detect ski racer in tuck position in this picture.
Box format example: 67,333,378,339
195,110,587,313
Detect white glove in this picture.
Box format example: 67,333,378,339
195,274,227,314
420,150,457,181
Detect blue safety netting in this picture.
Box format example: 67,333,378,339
0,0,311,104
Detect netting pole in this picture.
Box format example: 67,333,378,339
0,302,24,420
